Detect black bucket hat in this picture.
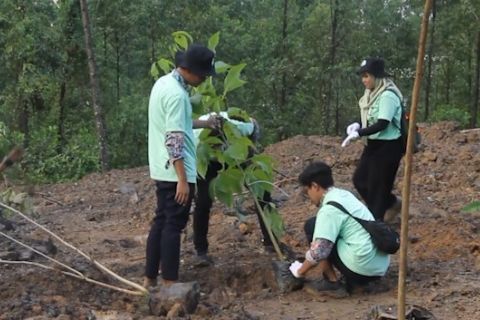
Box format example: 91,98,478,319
175,44,216,77
356,57,390,78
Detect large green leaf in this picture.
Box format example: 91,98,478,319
210,168,244,207
196,142,212,179
209,182,233,207
245,168,273,199
150,63,160,80
227,107,250,122
172,31,192,49
218,168,244,194
262,205,285,238
215,61,231,74
224,141,248,161
250,154,275,179
222,122,243,140
223,63,247,95
157,58,174,75
208,32,220,51
195,77,217,97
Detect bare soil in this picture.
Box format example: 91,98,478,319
0,121,479,320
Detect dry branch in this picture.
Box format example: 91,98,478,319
0,201,148,294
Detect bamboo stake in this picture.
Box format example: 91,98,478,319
0,201,148,294
398,1,433,319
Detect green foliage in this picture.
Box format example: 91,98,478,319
0,188,34,216
24,126,99,183
153,31,283,240
430,104,471,128
462,201,480,213
107,93,149,168
0,0,476,185
262,204,285,239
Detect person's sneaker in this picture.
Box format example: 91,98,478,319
384,196,402,223
143,276,157,289
193,253,214,268
304,278,349,298
355,278,390,294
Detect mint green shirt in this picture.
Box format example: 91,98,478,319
148,72,197,183
367,90,402,140
313,187,390,276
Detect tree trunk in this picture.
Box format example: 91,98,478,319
325,0,339,135
19,100,29,149
57,81,66,154
424,0,436,121
115,31,120,106
279,0,288,112
444,59,450,105
79,0,109,171
471,30,480,128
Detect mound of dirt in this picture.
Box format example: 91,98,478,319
0,122,478,319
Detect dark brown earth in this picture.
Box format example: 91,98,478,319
0,121,479,320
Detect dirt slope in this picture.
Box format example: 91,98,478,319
0,121,479,320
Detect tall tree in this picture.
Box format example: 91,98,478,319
424,0,436,121
472,31,480,128
79,0,109,171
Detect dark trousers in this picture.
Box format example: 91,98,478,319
353,138,403,221
304,216,380,288
193,161,273,255
145,181,195,281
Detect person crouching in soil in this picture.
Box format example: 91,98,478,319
289,161,390,294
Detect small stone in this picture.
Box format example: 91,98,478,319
149,281,200,316
238,222,250,234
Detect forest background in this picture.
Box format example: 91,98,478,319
0,0,478,183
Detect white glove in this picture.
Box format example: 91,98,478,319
289,260,304,278
341,131,360,147
346,122,360,135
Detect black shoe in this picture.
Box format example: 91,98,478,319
193,254,214,268
304,278,348,298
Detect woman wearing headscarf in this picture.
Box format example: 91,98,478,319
341,57,403,222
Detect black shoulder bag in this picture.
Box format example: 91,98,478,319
326,201,400,254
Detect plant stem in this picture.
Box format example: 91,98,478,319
248,187,286,261
246,180,290,198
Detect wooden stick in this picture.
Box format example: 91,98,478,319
460,128,480,133
0,259,144,296
37,192,65,206
0,230,83,278
398,1,433,319
0,201,148,294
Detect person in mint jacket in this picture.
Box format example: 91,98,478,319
144,44,219,288
289,161,390,295
341,57,403,222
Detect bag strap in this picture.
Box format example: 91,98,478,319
326,201,369,233
326,201,355,218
